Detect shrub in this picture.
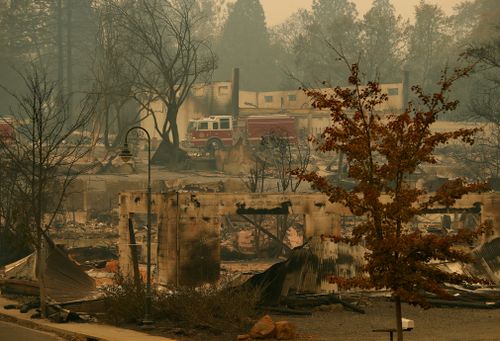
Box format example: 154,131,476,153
102,273,145,324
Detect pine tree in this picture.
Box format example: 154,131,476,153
406,0,450,91
293,0,361,86
360,0,407,83
216,0,278,90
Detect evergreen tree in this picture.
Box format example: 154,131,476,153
0,0,98,114
450,0,482,46
292,0,361,86
406,1,450,91
65,0,98,90
216,0,278,90
460,0,500,176
360,0,407,83
269,10,308,89
0,0,57,113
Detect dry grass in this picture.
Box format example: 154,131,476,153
155,286,260,333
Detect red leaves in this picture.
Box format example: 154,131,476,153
295,63,488,309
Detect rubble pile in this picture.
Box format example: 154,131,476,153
221,214,304,260
51,220,118,248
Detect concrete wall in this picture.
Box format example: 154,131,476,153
67,175,500,240
117,191,351,287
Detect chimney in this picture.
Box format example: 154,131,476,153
231,68,240,120
403,70,410,111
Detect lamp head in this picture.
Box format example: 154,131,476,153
119,143,133,162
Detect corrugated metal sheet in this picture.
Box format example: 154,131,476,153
472,236,500,284
2,243,98,303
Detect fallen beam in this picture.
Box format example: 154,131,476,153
238,214,292,253
427,298,499,309
282,294,366,314
260,306,312,316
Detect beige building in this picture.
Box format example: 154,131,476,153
141,81,405,144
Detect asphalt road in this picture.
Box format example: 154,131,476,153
0,321,61,341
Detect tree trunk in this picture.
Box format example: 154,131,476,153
151,138,187,166
171,119,180,148
103,106,110,149
57,0,64,104
66,0,73,116
165,106,180,147
38,236,48,317
395,295,403,341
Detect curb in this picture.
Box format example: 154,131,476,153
0,312,106,341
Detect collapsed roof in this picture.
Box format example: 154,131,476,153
1,242,99,304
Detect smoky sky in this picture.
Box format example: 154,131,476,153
255,0,464,26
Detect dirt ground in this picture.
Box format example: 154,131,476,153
149,298,499,341
151,260,499,341
278,299,500,341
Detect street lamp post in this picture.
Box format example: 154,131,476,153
119,126,153,327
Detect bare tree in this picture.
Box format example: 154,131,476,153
238,136,311,257
239,154,267,255
0,146,31,265
466,90,500,179
260,134,310,256
461,28,500,179
241,155,266,194
0,66,97,316
91,0,141,150
260,134,310,193
111,0,216,164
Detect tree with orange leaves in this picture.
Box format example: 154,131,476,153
295,64,490,341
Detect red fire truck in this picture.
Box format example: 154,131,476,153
185,115,297,151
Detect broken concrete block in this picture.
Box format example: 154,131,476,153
402,318,415,330
275,321,296,340
249,315,275,339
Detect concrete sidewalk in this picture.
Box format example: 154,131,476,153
0,296,177,341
